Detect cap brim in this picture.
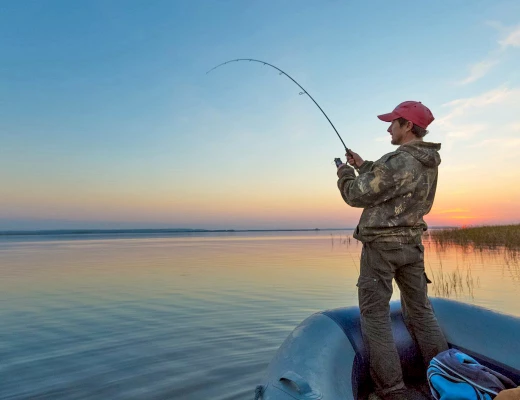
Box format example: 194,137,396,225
377,112,399,122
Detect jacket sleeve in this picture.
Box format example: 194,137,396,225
358,160,374,174
337,154,414,208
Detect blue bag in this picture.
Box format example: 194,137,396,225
428,349,517,400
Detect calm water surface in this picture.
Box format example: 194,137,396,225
1,231,519,399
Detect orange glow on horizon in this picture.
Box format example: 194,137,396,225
2,175,519,228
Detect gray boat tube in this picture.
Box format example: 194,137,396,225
256,298,520,400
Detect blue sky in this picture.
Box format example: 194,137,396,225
1,1,520,230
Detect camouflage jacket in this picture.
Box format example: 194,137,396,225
337,140,441,243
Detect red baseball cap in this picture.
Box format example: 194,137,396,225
377,101,434,129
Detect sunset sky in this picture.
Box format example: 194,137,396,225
1,1,520,230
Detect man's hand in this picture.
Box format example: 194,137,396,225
346,150,364,168
337,163,355,179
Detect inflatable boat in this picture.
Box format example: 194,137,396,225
256,298,520,399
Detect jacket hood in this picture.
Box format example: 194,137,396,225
399,140,441,168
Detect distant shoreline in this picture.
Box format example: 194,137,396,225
0,227,457,237
0,228,347,236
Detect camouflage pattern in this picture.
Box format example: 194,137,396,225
337,140,441,243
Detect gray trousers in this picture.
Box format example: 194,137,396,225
357,242,449,396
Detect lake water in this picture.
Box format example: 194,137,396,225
1,230,519,399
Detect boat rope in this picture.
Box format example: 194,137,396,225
254,384,264,400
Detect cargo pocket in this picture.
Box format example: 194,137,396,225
378,243,405,265
356,276,379,314
424,272,432,284
356,276,378,289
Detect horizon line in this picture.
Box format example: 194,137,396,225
0,226,460,236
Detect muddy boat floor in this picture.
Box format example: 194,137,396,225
367,381,433,400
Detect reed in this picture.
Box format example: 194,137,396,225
430,224,520,251
427,260,478,299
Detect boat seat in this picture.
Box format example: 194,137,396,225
323,299,520,400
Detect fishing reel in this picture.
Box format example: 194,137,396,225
334,157,359,172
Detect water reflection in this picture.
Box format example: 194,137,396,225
0,231,518,399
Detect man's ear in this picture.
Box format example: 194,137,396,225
407,120,414,132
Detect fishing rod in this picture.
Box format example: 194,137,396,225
206,58,354,168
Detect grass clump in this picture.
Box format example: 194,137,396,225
430,224,520,251
428,260,478,299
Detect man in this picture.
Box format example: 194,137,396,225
336,101,449,400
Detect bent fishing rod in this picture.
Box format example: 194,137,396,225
206,58,354,168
